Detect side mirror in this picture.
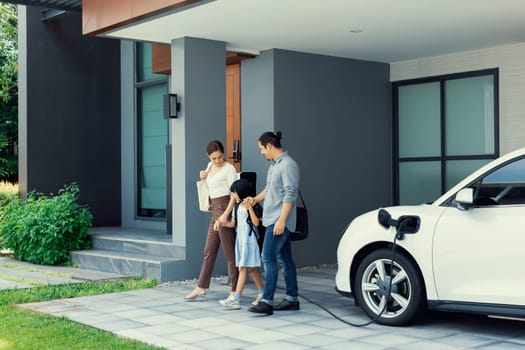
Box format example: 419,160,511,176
455,188,474,211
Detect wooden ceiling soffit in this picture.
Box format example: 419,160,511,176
226,51,256,65
82,0,202,36
152,43,171,75
152,43,255,75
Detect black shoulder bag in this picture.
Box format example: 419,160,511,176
291,191,308,241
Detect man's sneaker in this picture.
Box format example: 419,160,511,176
220,298,241,310
252,293,263,306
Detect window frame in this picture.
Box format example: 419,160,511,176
392,68,500,205
134,42,169,220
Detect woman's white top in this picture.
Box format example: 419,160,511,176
205,162,238,198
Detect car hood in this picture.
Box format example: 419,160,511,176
346,204,447,242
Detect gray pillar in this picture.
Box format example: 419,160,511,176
169,37,226,263
18,5,28,195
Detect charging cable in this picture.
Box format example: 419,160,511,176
276,233,399,327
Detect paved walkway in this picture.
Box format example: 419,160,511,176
0,256,126,289
5,261,523,350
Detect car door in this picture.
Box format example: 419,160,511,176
432,157,525,306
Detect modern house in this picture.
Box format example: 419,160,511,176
12,0,525,281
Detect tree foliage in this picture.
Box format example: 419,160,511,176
0,3,17,181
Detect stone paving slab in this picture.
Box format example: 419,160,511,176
0,256,127,290
19,267,525,350
0,278,33,289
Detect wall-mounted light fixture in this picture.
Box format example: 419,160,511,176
164,93,181,119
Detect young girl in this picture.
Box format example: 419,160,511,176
219,179,264,309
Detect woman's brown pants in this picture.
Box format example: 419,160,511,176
197,195,238,291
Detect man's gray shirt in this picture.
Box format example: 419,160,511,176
262,151,300,232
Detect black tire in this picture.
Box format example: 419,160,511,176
354,248,425,326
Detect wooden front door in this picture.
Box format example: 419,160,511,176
226,63,241,172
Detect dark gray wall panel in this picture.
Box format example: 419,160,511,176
24,8,121,226
273,49,392,266
240,50,275,193
242,49,392,267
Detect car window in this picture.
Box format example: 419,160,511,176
472,157,525,206
483,158,525,184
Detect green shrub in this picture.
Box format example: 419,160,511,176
0,191,16,210
0,183,92,265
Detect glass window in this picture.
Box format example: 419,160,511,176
483,158,525,184
138,85,167,216
137,42,166,82
473,158,525,206
135,42,169,219
394,69,498,205
399,161,441,205
445,75,495,156
446,159,491,191
398,82,441,158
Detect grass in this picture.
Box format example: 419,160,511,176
0,183,165,348
0,278,165,350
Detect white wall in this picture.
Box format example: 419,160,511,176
390,43,525,155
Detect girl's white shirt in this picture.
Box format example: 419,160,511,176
205,161,238,198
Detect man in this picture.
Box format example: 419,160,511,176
247,131,300,315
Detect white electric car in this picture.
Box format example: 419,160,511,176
335,147,525,326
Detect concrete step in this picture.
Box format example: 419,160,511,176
90,232,184,258
70,249,183,282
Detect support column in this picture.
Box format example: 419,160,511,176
169,37,226,260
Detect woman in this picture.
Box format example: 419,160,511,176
184,140,239,301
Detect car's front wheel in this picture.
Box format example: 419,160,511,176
354,248,424,326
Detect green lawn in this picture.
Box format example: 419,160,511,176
0,279,166,350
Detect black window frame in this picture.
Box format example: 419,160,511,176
134,42,169,220
392,68,500,205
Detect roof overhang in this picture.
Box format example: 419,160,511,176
2,0,81,20
1,0,81,12
84,0,525,63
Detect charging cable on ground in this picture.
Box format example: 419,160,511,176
276,208,421,327
277,234,398,327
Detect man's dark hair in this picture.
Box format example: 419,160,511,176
258,131,282,148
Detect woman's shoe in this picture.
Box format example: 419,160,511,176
184,287,206,301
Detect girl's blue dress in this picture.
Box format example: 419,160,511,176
234,204,262,268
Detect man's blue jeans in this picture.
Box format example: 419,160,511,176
261,224,298,304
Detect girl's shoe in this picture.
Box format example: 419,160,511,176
252,293,263,306
220,298,241,310
219,293,234,305
184,288,206,301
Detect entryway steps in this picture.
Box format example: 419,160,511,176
70,227,184,282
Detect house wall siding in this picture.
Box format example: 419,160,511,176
390,43,525,155
242,49,392,266
22,7,121,226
